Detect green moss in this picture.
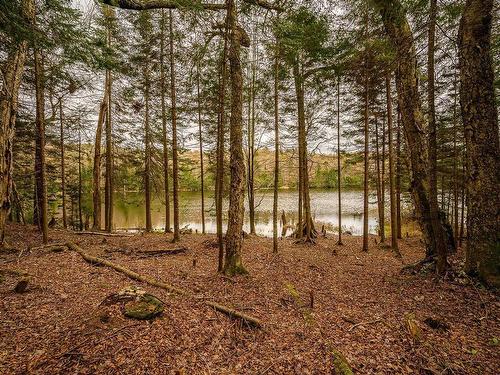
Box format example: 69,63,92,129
124,294,163,320
331,349,354,375
223,263,248,277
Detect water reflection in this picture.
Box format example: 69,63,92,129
106,189,380,236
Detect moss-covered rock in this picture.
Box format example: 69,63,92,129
123,294,163,320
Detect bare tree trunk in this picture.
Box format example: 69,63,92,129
246,53,256,235
427,0,447,273
272,39,279,253
196,63,206,234
396,104,402,239
223,0,248,275
458,0,500,287
92,84,107,231
160,10,171,233
104,11,114,233
78,129,83,231
372,0,450,262
105,70,113,233
459,158,465,248
144,53,152,232
169,9,180,242
293,61,313,242
375,116,384,243
0,0,33,247
362,67,369,252
59,99,67,229
452,77,459,247
337,77,343,245
386,74,399,253
34,46,48,244
216,31,228,272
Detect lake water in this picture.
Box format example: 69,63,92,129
106,189,381,236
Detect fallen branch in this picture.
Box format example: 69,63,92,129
65,242,262,329
136,247,187,257
348,318,383,331
75,231,135,237
28,243,67,253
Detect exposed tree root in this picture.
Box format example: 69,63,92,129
64,242,262,329
75,231,135,237
400,256,436,275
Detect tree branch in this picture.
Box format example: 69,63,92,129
303,64,338,79
98,0,226,11
241,0,283,11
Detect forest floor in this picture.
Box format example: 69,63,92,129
0,223,499,374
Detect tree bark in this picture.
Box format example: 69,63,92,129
386,74,399,253
78,130,83,231
223,0,248,276
246,51,256,235
337,77,343,245
34,45,48,244
160,9,171,233
0,0,34,246
293,61,313,242
105,67,113,232
272,36,279,253
196,63,206,234
59,99,67,229
396,104,402,239
144,48,152,232
169,9,180,242
458,0,500,287
375,116,384,243
372,0,450,263
427,0,447,274
362,64,369,252
216,30,228,272
92,83,107,231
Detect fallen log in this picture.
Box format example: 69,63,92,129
75,231,135,237
65,242,262,328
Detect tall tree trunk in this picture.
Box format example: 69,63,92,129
452,77,459,247
144,55,152,232
246,52,256,235
396,104,402,239
337,77,343,245
104,11,113,233
386,74,399,253
458,0,500,287
59,99,67,229
160,9,171,233
459,158,465,248
0,1,33,246
169,9,180,242
362,66,369,252
427,0,447,273
272,38,279,253
92,83,107,231
293,61,313,242
216,31,228,272
372,0,450,263
223,0,248,276
78,129,83,231
375,116,384,243
196,63,206,234
34,47,48,244
105,70,113,233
